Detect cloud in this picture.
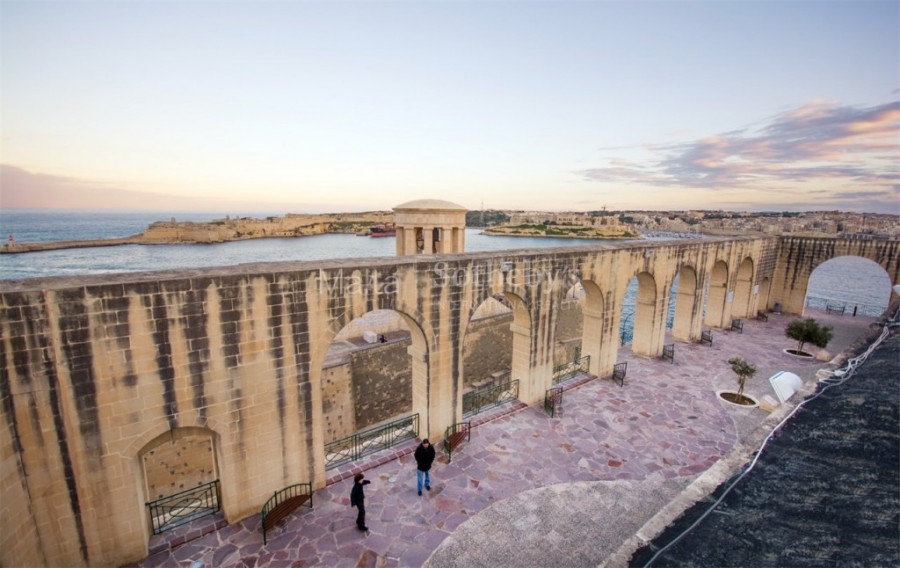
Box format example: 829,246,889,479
577,100,900,194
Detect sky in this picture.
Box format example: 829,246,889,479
1,0,898,215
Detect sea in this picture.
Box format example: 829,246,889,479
0,210,893,319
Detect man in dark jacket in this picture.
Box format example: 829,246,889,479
350,472,371,531
414,439,436,496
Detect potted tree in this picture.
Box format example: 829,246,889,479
784,318,834,358
719,357,758,406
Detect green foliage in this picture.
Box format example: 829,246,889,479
727,357,757,397
785,318,834,353
465,210,510,227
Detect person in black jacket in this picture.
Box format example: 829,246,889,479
414,439,436,496
350,472,371,531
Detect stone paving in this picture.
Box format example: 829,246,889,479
132,309,878,568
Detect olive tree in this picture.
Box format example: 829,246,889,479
728,357,757,397
785,318,834,354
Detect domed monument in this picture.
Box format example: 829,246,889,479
393,199,467,256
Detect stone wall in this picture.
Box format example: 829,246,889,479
462,313,514,388
2,235,893,567
350,342,413,430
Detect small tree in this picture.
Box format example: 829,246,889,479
728,357,757,397
785,318,834,354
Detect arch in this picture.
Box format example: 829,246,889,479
805,256,893,317
553,281,586,365
577,279,611,376
318,307,429,468
461,295,514,400
705,260,729,328
631,271,659,356
733,257,755,318
671,265,699,341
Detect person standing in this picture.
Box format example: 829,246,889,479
414,439,436,496
350,472,371,531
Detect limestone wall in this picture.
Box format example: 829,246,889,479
3,235,893,567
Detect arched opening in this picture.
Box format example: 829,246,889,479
554,282,585,364
321,309,425,469
805,256,893,316
671,265,698,341
138,427,220,535
629,271,658,356
733,257,754,318
461,295,515,416
705,260,729,328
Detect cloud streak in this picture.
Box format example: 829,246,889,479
578,100,900,195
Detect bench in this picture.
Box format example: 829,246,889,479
661,343,675,363
826,304,846,315
261,482,313,544
700,330,713,346
544,386,563,418
443,422,471,463
756,311,768,322
730,319,743,333
611,362,627,387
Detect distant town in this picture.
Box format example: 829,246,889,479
2,208,898,254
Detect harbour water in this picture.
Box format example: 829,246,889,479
0,210,893,319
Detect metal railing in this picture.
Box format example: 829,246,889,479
146,479,221,535
552,355,591,385
463,380,519,418
325,413,419,470
805,295,887,317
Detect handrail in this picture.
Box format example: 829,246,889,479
805,295,886,317
325,413,419,470
463,380,519,417
145,479,221,535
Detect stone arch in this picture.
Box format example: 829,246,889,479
733,257,755,318
136,426,221,537
671,264,700,341
492,290,536,403
631,271,659,357
805,256,894,316
461,295,514,398
577,279,612,376
317,306,429,466
705,260,729,328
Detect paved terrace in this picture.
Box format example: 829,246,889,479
132,309,880,568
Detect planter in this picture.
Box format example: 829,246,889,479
717,390,759,407
783,348,814,359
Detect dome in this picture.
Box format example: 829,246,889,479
393,199,467,212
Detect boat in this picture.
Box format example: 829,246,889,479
369,223,396,237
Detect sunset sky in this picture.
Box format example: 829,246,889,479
2,1,898,214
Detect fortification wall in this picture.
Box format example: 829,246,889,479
4,235,893,567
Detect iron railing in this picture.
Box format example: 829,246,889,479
805,295,886,317
463,380,519,417
146,479,221,535
552,355,591,385
544,386,563,417
325,413,419,470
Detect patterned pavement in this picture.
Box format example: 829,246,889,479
133,310,878,568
